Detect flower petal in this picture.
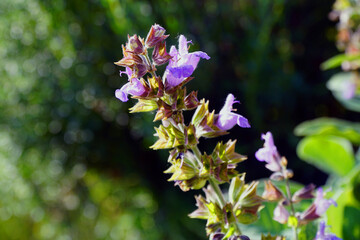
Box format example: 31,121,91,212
178,35,189,56
115,86,129,102
169,65,194,78
236,114,250,128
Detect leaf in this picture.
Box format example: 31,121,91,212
327,181,360,239
326,72,360,112
294,117,360,145
297,135,355,176
321,53,360,70
298,220,317,240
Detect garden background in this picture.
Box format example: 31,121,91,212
0,0,358,239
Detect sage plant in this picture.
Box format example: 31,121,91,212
114,24,261,239
113,24,342,239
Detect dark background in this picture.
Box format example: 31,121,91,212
1,0,356,239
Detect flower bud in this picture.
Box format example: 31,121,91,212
273,203,289,224
145,24,168,48
127,34,144,54
292,184,315,203
152,41,172,65
262,180,284,201
184,91,200,109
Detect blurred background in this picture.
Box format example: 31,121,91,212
1,0,358,239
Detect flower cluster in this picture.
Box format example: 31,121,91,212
114,24,258,239
255,132,340,239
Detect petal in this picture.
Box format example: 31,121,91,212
169,45,178,60
178,35,188,56
193,50,210,60
169,65,194,78
255,148,269,162
127,79,146,96
236,114,251,128
165,72,183,88
220,94,236,114
216,112,237,130
115,86,129,102
273,204,289,224
262,132,275,148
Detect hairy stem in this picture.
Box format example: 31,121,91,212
190,145,202,166
209,178,226,208
283,169,298,240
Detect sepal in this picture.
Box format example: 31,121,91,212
150,121,185,149
129,99,158,113
262,180,285,201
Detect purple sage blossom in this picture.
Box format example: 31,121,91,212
300,188,337,222
215,94,250,130
255,132,282,172
115,67,146,102
314,188,337,216
273,203,289,224
314,221,342,240
164,35,210,87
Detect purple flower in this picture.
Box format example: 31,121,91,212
273,203,289,224
314,221,342,240
164,35,210,87
255,132,282,172
314,188,337,216
299,188,337,222
215,94,250,130
115,67,146,102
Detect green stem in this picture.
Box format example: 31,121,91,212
191,145,202,162
208,178,226,208
283,169,298,240
191,144,242,235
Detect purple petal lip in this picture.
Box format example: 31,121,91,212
314,188,337,216
164,35,210,87
255,131,282,172
115,88,128,102
115,74,146,102
315,221,342,240
215,94,250,131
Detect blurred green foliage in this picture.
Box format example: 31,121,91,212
0,0,355,239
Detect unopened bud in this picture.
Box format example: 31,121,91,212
152,41,172,65
262,180,284,201
184,91,200,109
292,184,315,203
281,157,288,167
128,34,144,54
146,24,168,48
285,169,294,179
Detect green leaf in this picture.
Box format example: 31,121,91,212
327,182,360,239
298,221,317,240
297,135,355,176
326,72,360,112
294,117,360,145
321,53,360,70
